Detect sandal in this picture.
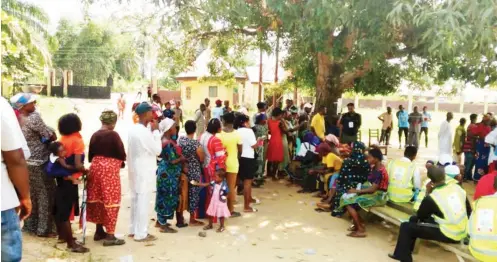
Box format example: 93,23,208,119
154,222,171,228
203,224,213,231
216,226,225,233
244,207,258,213
103,238,125,246
189,220,205,226
347,224,366,232
231,211,242,218
68,244,89,253
346,231,367,238
160,226,178,233
250,198,261,205
134,234,157,242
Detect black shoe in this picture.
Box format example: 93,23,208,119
387,253,401,261
176,223,188,228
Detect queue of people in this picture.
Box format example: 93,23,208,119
2,92,497,262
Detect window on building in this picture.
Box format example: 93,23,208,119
185,87,191,100
209,86,218,97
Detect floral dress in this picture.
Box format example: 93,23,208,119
155,140,182,225
178,136,203,213
253,124,268,182
21,112,56,236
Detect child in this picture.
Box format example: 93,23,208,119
192,169,230,232
46,142,82,184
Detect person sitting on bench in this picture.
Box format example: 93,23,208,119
387,146,421,203
338,147,388,238
468,175,497,262
414,156,461,211
389,166,472,262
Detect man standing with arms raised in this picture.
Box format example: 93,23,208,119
128,102,161,242
1,96,32,261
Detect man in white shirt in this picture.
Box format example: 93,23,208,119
438,112,454,155
485,123,497,171
1,96,32,261
127,102,162,242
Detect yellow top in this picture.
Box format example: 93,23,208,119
311,113,325,140
217,131,242,173
322,152,343,171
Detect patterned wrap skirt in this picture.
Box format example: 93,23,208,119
86,156,122,233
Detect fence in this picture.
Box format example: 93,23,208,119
67,85,111,99
341,98,497,113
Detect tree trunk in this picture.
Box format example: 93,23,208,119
315,52,344,116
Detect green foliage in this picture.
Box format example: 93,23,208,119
52,20,140,85
1,0,51,95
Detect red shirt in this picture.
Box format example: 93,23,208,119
474,171,497,200
463,123,477,152
473,122,491,140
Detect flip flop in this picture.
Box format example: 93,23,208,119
134,234,158,242
231,211,242,218
251,198,261,205
103,238,125,247
347,231,367,238
216,227,225,233
244,207,258,213
189,220,205,226
203,224,213,231
160,226,178,233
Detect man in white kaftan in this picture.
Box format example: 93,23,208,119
127,102,162,242
438,112,454,156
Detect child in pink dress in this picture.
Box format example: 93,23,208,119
192,169,230,232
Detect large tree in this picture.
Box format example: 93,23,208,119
98,0,497,112
52,20,140,85
1,0,52,95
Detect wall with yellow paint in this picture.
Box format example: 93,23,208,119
179,80,235,111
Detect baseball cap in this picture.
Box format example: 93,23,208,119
10,93,37,109
134,102,153,115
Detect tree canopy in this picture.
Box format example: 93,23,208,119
1,0,52,94
52,20,140,85
128,0,497,113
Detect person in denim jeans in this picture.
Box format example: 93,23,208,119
1,96,33,262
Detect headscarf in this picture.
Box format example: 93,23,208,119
99,110,117,125
332,141,370,216
325,134,339,147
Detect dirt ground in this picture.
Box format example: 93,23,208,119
21,95,470,262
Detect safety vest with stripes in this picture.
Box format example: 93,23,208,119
468,194,497,262
430,183,468,241
413,176,458,211
387,159,416,203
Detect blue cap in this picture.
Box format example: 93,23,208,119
134,102,152,115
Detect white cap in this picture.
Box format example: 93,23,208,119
159,118,175,133
438,154,453,166
304,103,312,109
444,165,460,178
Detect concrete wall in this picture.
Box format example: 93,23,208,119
341,98,497,114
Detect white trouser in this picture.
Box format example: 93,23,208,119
129,192,149,240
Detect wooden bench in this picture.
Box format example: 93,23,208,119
367,205,476,262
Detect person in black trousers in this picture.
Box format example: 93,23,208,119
388,167,472,262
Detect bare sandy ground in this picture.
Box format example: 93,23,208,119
21,95,464,262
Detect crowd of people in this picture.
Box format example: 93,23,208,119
1,92,497,262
